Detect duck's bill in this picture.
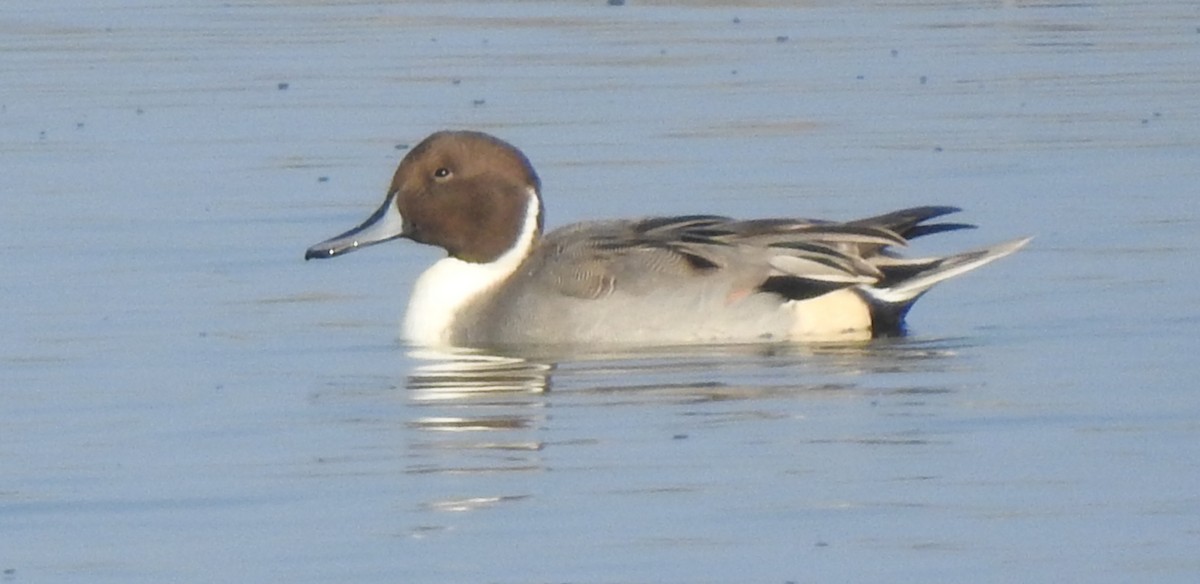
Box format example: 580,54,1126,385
305,192,405,260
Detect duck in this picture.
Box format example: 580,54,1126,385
306,130,1029,349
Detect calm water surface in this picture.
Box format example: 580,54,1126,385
3,0,1199,582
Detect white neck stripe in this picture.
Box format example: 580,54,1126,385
402,188,541,346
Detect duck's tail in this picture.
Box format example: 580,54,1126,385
861,236,1032,335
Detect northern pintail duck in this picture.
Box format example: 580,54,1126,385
306,131,1029,348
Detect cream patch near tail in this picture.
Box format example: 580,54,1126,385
787,288,873,341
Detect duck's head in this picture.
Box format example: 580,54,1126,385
305,130,543,264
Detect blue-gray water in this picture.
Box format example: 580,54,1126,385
3,1,1198,582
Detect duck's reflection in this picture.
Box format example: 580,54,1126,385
404,348,552,497
401,338,972,525
406,348,554,400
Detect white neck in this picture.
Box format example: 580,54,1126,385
402,189,541,347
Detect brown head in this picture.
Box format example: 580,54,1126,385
305,131,544,264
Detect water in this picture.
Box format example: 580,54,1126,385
2,0,1199,582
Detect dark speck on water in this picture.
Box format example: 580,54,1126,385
775,35,789,43
607,0,625,6
395,143,409,150
317,176,329,183
277,82,289,90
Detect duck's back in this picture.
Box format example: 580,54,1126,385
451,216,871,346
447,208,1028,348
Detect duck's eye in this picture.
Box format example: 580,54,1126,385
433,167,452,179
